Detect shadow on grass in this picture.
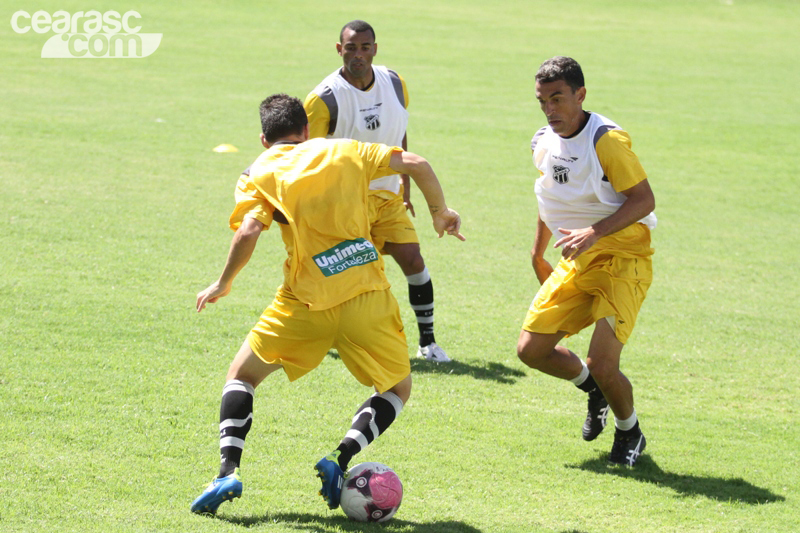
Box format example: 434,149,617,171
218,511,483,532
409,358,526,384
328,350,526,385
567,454,785,504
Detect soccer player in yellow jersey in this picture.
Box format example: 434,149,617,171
517,57,656,467
190,94,464,515
304,20,451,363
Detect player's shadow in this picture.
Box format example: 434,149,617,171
409,358,526,384
218,512,483,532
327,350,526,385
567,454,785,504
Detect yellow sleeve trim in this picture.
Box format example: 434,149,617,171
229,173,274,231
303,92,331,139
595,129,647,193
357,141,404,181
397,73,409,109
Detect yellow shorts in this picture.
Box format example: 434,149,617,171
522,225,653,344
368,193,419,253
247,286,409,393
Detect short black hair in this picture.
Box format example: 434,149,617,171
340,20,375,42
535,56,585,92
259,94,308,143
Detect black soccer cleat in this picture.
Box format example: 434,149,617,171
608,432,646,467
582,389,610,441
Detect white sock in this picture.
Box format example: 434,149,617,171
615,409,638,431
406,266,430,286
569,360,590,386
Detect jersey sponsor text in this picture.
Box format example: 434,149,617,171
314,238,379,277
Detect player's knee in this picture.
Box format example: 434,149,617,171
388,243,424,275
586,358,619,385
404,254,425,275
388,375,412,404
517,339,546,368
226,355,281,388
226,367,259,388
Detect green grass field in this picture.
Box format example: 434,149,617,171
2,1,799,531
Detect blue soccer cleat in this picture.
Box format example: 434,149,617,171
190,468,243,514
315,451,344,509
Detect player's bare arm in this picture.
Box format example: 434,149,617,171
197,216,265,312
400,133,415,217
389,151,465,241
531,214,554,284
556,178,655,260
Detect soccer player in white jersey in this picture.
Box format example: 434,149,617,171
517,57,657,466
304,20,451,363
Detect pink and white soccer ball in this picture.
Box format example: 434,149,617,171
340,462,403,522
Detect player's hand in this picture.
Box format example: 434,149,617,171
531,255,553,284
554,227,598,260
432,207,465,241
404,199,416,218
196,280,232,312
402,174,415,217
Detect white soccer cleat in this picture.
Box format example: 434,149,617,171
417,342,451,363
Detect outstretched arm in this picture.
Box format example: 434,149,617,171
197,216,265,312
389,151,465,241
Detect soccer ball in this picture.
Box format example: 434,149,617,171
340,462,403,522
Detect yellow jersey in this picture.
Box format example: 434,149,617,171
230,138,403,310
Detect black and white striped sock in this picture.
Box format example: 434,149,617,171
408,267,435,347
335,391,404,471
218,379,254,478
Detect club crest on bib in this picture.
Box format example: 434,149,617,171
552,165,570,184
364,114,380,130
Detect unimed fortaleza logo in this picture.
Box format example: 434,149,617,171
10,10,162,58
313,238,379,277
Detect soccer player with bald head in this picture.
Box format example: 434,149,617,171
304,20,452,363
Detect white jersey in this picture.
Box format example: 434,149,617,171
531,111,657,237
310,65,409,195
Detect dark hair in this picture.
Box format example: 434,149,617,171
340,19,375,42
535,56,585,92
259,94,308,143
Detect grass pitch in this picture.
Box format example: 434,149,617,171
2,1,799,532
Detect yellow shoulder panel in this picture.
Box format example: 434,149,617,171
229,172,275,231
397,73,409,109
303,92,332,139
595,129,647,193
356,141,404,182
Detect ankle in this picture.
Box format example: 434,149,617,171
614,420,641,438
